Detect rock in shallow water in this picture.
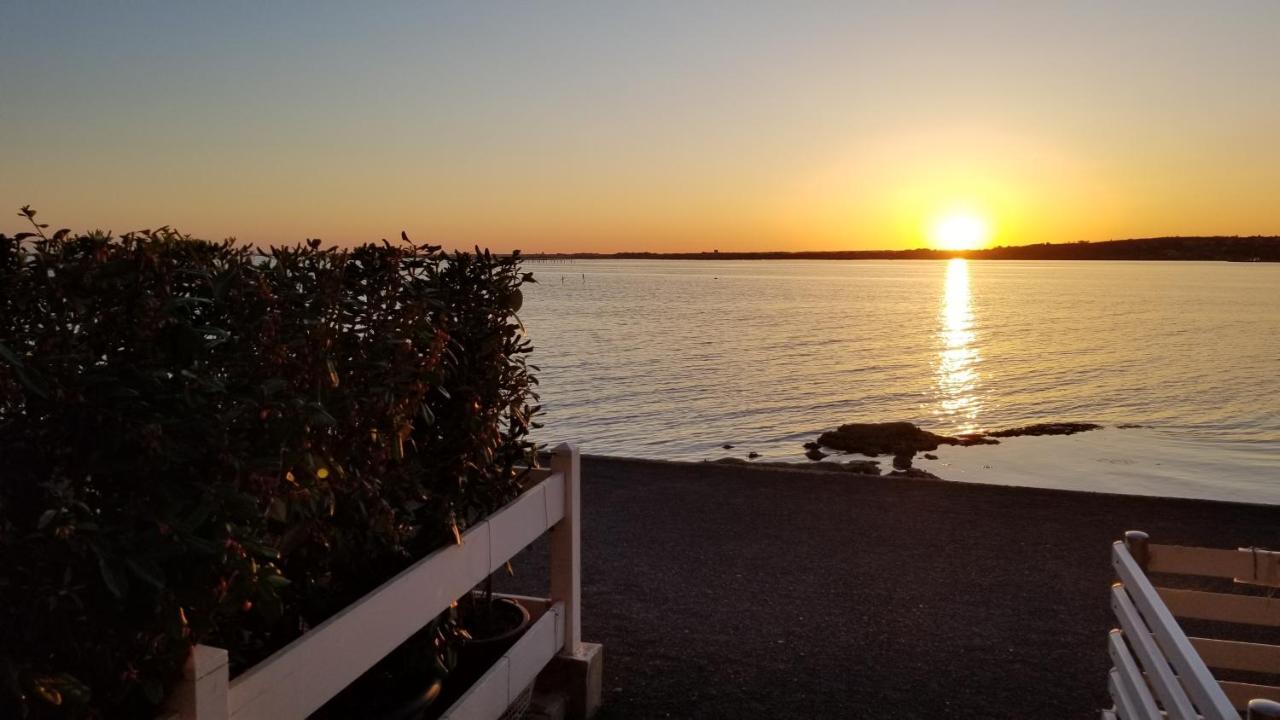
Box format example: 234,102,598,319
708,457,882,476
892,451,914,470
955,433,1000,446
985,422,1102,438
814,420,1097,457
835,460,881,475
888,468,942,480
816,421,957,456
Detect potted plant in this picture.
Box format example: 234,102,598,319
458,574,533,669
311,614,458,720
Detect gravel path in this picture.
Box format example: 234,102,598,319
497,456,1280,719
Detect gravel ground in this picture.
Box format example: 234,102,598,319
496,456,1280,719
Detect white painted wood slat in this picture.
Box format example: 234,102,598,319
1148,544,1280,587
445,658,511,720
505,601,561,702
168,444,587,720
1110,668,1140,720
1113,541,1238,720
1108,629,1162,719
487,480,550,573
165,646,230,720
1190,637,1280,674
1109,584,1197,720
1157,587,1280,628
543,470,566,527
1220,681,1280,711
223,470,567,719
439,600,564,720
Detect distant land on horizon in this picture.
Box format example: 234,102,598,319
522,236,1280,262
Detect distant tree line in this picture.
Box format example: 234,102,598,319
523,236,1280,262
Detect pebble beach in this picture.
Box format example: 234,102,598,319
502,455,1280,719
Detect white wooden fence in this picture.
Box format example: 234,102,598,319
1105,530,1280,720
165,443,584,720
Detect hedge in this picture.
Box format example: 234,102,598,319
0,208,540,718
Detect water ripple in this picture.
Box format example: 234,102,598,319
521,260,1280,473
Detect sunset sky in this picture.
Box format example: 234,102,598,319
3,2,1278,252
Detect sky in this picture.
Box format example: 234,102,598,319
2,2,1279,253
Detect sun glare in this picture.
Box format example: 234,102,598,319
931,212,991,251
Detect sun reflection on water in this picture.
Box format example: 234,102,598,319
935,258,981,432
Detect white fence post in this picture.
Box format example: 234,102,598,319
549,442,582,656
165,644,229,720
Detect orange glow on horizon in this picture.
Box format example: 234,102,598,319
5,6,1280,252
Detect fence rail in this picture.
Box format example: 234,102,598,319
440,595,564,720
166,443,583,720
1105,530,1280,720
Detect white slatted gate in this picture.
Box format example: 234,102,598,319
1105,530,1280,719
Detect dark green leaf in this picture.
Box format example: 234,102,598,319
96,553,128,600
36,509,57,530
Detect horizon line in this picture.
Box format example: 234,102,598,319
514,234,1280,259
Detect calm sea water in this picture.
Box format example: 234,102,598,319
521,260,1280,504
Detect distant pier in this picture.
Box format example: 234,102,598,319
521,256,576,265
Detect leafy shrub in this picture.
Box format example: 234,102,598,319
0,208,539,718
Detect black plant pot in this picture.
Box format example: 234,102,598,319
459,596,532,670
378,675,445,720
316,645,447,720
348,597,530,720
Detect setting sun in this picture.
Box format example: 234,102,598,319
930,212,991,251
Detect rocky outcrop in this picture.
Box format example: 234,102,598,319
892,451,914,470
816,422,958,456
833,460,882,475
708,457,882,476
888,467,942,481
814,420,1103,456
810,420,1102,475
986,422,1101,438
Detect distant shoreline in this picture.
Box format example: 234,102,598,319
522,235,1280,262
